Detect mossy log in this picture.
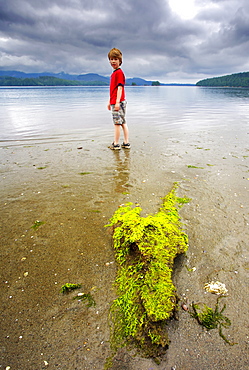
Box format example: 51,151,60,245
106,184,190,359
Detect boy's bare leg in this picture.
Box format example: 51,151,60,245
114,124,121,144
122,123,129,143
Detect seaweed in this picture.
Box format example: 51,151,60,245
187,165,204,169
106,183,190,360
31,220,44,230
190,297,236,345
37,166,47,170
60,283,82,294
73,292,96,307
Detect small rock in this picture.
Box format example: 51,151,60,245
181,303,188,311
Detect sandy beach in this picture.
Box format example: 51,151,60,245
1,123,249,369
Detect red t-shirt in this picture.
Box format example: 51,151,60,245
109,68,125,105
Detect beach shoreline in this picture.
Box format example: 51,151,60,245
1,128,249,369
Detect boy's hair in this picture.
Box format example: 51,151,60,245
108,48,122,65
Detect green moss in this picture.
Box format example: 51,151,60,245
190,297,236,345
60,283,82,294
106,183,190,359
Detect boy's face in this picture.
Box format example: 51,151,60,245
109,57,120,70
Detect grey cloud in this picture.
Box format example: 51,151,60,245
196,2,249,55
0,0,249,82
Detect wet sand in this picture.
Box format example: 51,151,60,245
1,125,249,369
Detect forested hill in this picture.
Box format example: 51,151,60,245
0,71,158,86
0,70,195,86
196,72,249,87
0,75,108,86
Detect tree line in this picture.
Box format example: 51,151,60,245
196,72,249,87
0,75,108,86
0,75,163,87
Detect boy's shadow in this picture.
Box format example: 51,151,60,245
112,150,131,194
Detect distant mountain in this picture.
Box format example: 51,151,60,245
77,73,109,83
0,71,109,84
196,72,249,87
0,75,95,87
0,70,156,86
126,77,153,85
0,70,65,79
0,70,195,86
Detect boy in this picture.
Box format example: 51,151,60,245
107,48,130,150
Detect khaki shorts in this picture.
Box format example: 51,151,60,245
111,101,127,125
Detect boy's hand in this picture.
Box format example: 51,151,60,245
114,102,120,111
107,103,111,110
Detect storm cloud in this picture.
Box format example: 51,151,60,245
0,0,249,83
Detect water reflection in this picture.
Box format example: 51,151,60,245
1,86,249,143
112,150,131,193
197,86,249,100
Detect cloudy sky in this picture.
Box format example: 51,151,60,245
0,0,249,83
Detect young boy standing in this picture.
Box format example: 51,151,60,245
107,48,130,150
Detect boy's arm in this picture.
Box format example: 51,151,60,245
114,86,123,111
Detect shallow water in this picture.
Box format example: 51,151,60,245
0,86,249,369
1,85,249,144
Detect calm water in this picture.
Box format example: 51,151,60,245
0,86,249,144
